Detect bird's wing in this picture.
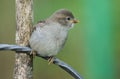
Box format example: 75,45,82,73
32,20,46,32
29,20,46,47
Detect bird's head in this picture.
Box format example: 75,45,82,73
48,9,79,29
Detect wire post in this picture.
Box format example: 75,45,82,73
14,0,33,79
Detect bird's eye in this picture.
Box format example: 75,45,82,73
66,17,71,21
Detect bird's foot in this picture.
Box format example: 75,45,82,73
30,50,37,58
48,56,54,65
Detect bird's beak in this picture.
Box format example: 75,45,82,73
71,19,79,23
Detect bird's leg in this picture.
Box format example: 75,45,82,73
48,56,54,65
30,50,37,58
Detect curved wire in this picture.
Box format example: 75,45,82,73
0,44,83,79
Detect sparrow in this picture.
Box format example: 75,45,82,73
29,9,79,63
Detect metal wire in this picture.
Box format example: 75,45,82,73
0,44,83,79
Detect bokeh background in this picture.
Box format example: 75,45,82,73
0,0,120,79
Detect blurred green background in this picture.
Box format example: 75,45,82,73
0,0,120,79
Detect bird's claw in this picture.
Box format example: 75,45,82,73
30,50,37,58
48,56,54,65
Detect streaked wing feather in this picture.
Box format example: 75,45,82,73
32,20,46,32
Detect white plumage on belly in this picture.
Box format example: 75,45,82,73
29,23,68,57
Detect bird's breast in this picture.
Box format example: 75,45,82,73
29,24,68,56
